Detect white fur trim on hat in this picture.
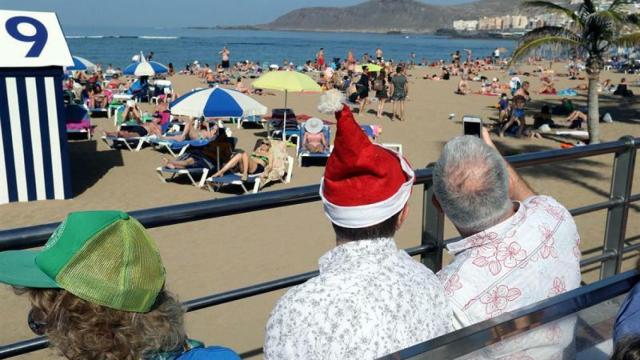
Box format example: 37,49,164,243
318,89,346,114
320,145,415,228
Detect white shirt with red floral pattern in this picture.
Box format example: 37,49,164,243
437,195,581,359
264,238,452,360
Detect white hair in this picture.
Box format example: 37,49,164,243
318,89,345,114
433,136,512,235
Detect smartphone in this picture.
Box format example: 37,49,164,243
463,116,482,137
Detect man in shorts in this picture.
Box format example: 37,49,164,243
219,46,230,70
390,66,408,121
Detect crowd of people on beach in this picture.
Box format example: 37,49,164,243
4,90,640,359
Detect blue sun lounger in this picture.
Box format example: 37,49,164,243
149,138,213,157
297,125,331,167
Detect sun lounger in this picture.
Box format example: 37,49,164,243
297,125,331,167
360,124,403,155
156,164,212,188
206,140,293,194
149,138,213,158
65,104,92,140
237,115,264,129
101,125,152,151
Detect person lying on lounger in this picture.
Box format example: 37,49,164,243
162,131,234,170
161,117,218,142
210,139,273,181
103,101,163,138
302,118,327,153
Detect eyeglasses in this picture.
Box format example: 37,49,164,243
27,309,47,335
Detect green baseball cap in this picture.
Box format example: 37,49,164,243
0,211,165,313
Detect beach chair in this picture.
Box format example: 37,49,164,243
65,104,92,140
101,124,151,152
156,136,237,187
149,138,212,158
150,80,173,104
206,140,293,194
297,125,331,167
237,115,264,129
361,124,404,155
269,108,300,141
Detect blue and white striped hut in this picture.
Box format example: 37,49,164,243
0,10,74,204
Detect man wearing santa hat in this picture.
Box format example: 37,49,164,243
264,90,452,360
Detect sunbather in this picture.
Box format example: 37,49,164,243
211,139,273,181
302,118,327,153
162,117,218,142
103,102,163,138
566,110,587,129
162,131,234,170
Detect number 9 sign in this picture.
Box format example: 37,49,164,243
0,10,72,67
5,16,48,58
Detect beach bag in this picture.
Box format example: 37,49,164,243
373,78,384,91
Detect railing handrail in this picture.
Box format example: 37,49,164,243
0,137,637,359
0,137,637,251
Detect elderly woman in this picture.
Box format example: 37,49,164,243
211,138,273,181
0,211,240,360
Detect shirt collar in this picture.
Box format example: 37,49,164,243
319,238,397,273
447,202,522,255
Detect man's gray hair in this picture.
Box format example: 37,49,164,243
433,136,512,235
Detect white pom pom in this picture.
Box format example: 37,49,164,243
318,89,346,114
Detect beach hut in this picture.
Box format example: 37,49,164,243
0,10,74,204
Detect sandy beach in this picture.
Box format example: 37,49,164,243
1,63,639,359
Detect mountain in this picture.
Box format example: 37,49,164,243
258,0,529,33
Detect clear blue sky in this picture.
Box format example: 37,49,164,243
2,0,474,27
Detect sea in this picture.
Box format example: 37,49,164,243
64,26,516,70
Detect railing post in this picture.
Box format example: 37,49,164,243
601,136,637,279
422,179,445,272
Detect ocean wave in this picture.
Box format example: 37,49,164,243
66,35,180,40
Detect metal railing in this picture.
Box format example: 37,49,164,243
0,136,638,358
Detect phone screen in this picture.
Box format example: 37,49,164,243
463,120,481,137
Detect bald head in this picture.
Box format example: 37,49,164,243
433,136,512,235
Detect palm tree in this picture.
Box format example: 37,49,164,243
510,0,640,143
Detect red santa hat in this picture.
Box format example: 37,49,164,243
317,90,414,228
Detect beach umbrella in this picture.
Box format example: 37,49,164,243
170,86,268,118
356,64,382,73
252,71,321,140
123,52,168,77
67,56,96,72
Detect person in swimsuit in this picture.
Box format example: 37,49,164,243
162,117,218,142
219,46,230,70
302,118,327,153
316,48,325,69
211,139,273,181
102,102,163,138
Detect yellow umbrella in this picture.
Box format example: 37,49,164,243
252,71,321,140
356,64,382,73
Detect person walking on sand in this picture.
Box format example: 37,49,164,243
390,66,408,121
219,46,230,71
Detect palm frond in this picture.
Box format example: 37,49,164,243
596,10,625,25
509,36,581,66
520,26,580,43
612,32,640,47
624,14,640,28
524,1,582,25
609,0,631,11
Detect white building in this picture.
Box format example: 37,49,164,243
453,20,479,32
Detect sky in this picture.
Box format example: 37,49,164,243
0,0,474,27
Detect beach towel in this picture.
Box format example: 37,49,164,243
263,140,289,184
558,89,577,97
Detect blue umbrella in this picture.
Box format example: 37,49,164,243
67,56,96,71
123,55,168,77
170,86,267,118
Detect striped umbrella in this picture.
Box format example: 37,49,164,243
67,56,96,71
170,86,268,118
123,54,168,77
